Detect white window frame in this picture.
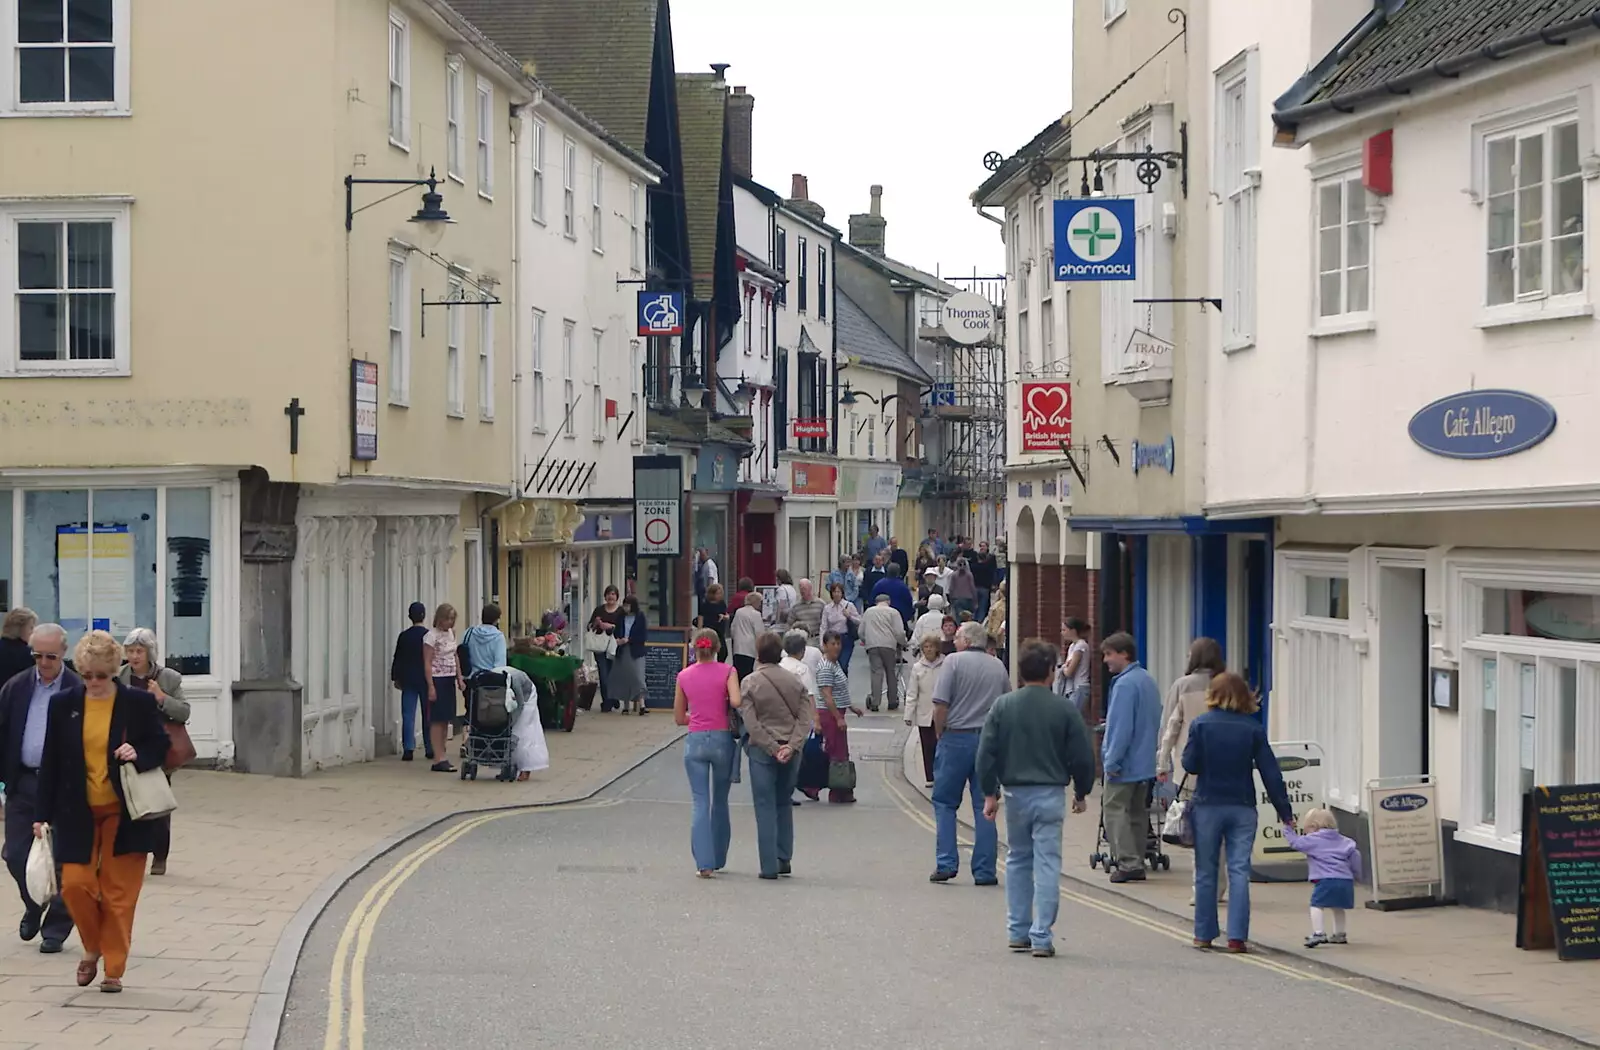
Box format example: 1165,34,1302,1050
476,77,494,199
387,244,410,405
1275,549,1363,812
1452,553,1600,854
477,295,494,421
629,338,642,445
530,119,547,224
445,57,464,182
529,307,546,432
591,158,605,254
562,137,577,239
743,286,754,355
1308,152,1374,334
445,271,464,417
1103,0,1127,25
591,382,604,441
759,295,769,359
629,180,642,273
1,0,131,115
847,409,857,456
387,8,410,151
562,320,576,436
1,199,131,377
1215,49,1260,352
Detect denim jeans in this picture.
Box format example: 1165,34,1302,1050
840,626,856,673
1003,785,1066,949
932,731,997,880
976,587,991,620
683,731,735,871
399,689,425,752
746,746,801,876
1193,803,1258,943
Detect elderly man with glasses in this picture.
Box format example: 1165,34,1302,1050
0,621,79,952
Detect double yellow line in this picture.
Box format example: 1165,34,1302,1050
321,798,621,1050
876,763,1562,1050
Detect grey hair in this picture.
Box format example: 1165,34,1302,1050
957,621,989,649
123,627,160,664
28,623,67,649
1,606,38,640
782,630,809,658
797,577,814,597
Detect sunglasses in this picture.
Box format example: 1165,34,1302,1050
81,671,113,682
30,651,62,662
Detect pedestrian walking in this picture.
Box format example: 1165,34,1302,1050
1282,807,1363,948
1,620,75,954
887,536,910,578
693,547,719,609
0,607,36,686
115,628,191,877
814,631,862,804
864,523,888,564
1099,632,1163,883
859,593,907,712
768,569,798,626
588,586,625,711
870,562,915,626
780,631,824,803
970,541,998,619
821,582,861,671
863,553,888,603
1182,671,1294,953
608,595,650,715
1156,637,1228,906
31,630,170,993
912,593,949,648
459,604,508,677
390,603,433,760
423,604,465,773
674,628,741,879
788,578,825,640
947,557,977,617
906,635,944,787
729,592,765,680
983,582,1008,666
929,621,1011,885
694,582,731,660
1054,618,1092,716
741,633,812,879
977,639,1096,957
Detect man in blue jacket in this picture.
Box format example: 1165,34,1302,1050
1099,632,1163,883
868,563,915,628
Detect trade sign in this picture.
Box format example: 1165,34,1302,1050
1054,198,1136,282
1020,382,1072,452
637,291,685,337
350,360,378,461
792,417,829,439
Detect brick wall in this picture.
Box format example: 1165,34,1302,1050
1010,560,1099,717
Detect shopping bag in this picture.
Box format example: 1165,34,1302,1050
586,631,618,657
1161,776,1193,848
25,827,57,903
120,762,179,821
827,760,857,793
163,721,197,771
798,732,829,793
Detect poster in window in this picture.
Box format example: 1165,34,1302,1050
57,525,136,637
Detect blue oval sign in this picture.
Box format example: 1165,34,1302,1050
1408,389,1556,460
1379,792,1430,813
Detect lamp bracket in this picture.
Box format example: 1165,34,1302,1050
420,286,502,337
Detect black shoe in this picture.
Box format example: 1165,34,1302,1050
779,862,792,877
1008,940,1030,952
929,870,958,883
424,750,437,761
888,703,900,711
1109,869,1147,884
19,911,41,943
402,750,414,762
759,873,779,880
974,877,999,886
40,939,63,954
431,761,457,773
1031,945,1056,958
791,799,803,806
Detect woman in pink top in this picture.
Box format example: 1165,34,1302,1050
674,628,742,878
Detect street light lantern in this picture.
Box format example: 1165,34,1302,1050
682,372,707,409
727,378,755,415
408,169,454,229
346,166,454,234
840,385,859,406
1091,165,1106,197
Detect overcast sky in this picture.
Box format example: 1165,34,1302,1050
670,0,1073,279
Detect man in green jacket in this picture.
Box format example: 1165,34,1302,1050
977,638,1096,958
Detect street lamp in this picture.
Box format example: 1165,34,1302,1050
682,372,707,409
722,375,755,415
345,167,455,234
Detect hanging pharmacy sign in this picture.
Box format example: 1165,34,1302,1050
1055,198,1136,282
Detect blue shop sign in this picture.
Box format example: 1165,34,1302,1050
1407,389,1556,460
637,291,685,336
1054,198,1136,282
1132,435,1175,475
695,443,738,491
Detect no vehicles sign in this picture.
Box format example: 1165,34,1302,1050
636,498,680,556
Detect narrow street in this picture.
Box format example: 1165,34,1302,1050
281,710,1583,1050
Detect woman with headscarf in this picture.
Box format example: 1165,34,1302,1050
911,593,949,648
115,629,190,877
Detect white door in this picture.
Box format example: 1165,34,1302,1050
294,515,377,770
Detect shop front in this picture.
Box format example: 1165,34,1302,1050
692,443,740,597
780,458,837,584
562,506,633,642
836,462,901,560
497,497,584,637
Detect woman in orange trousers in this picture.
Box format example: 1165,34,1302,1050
33,630,170,993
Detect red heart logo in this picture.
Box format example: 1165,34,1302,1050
1024,385,1070,426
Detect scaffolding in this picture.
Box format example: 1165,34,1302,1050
920,273,1007,545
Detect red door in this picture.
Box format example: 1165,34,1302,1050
743,513,777,585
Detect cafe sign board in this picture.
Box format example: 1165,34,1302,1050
1367,779,1444,896
1407,389,1557,460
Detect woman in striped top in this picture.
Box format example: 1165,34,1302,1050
814,630,863,804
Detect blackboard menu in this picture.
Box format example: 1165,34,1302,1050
643,627,688,710
1517,783,1600,961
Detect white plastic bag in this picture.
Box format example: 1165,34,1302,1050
512,695,550,774
25,826,57,904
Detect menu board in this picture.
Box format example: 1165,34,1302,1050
643,627,688,710
1517,784,1600,961
1368,782,1443,892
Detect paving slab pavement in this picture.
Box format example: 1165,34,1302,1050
901,729,1600,1048
0,710,683,1050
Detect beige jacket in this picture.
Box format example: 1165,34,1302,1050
906,657,944,728
1156,670,1214,780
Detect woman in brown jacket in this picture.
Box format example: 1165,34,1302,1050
740,632,812,879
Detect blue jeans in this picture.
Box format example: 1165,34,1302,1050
1193,803,1257,943
399,689,425,752
1004,785,1065,949
684,731,735,871
932,730,997,880
976,587,991,620
840,625,856,672
747,746,801,876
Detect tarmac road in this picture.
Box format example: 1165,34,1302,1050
279,714,1587,1050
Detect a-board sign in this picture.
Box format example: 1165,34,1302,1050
1252,740,1325,872
643,627,688,710
1517,783,1600,961
1368,781,1444,892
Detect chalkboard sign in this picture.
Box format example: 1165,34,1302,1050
643,627,688,710
1517,783,1600,961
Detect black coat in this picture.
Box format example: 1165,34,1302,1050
0,636,34,691
611,612,648,658
0,667,81,789
35,682,171,864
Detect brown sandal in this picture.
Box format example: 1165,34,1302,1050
76,958,99,987
100,977,121,993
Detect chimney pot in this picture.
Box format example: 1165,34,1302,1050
870,184,883,217
791,174,809,201
849,185,888,256
732,85,747,95
710,63,730,78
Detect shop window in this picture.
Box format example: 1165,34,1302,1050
165,487,211,674
1303,574,1348,619
0,490,11,610
1483,587,1600,640
22,488,154,644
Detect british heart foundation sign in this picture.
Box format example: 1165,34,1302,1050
1020,382,1072,453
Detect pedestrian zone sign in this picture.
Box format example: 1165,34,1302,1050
1054,198,1136,282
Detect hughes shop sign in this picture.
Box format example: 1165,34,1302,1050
1020,382,1072,452
1408,389,1556,460
1055,198,1136,281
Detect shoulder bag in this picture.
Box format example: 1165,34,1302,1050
586,629,618,657
1161,775,1193,848
120,757,179,821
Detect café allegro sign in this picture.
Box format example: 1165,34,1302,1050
1407,389,1557,460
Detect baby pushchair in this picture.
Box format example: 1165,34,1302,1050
460,669,517,782
1088,778,1171,872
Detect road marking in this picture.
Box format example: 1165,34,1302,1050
323,798,620,1050
877,762,1562,1050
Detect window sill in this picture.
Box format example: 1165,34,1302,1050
479,413,494,423
1452,824,1519,856
1310,317,1376,339
1475,299,1593,329
448,172,465,186
532,215,547,227
478,190,494,203
563,233,577,243
389,396,410,409
8,363,131,378
530,426,546,435
447,409,465,419
1221,338,1257,355
593,247,605,257
389,137,410,153
1,105,131,119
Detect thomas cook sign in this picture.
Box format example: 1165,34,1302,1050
1407,389,1556,460
1055,198,1136,282
940,292,995,345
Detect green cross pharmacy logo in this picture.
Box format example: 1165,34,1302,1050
1067,207,1123,261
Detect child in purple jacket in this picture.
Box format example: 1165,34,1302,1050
1282,807,1364,948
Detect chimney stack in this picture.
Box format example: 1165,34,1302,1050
728,86,754,180
786,173,826,224
709,63,730,79
848,184,887,256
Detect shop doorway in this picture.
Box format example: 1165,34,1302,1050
744,513,776,584
1377,561,1429,779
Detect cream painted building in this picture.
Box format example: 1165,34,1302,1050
0,0,532,772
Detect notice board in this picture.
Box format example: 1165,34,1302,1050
1517,784,1600,961
643,627,688,710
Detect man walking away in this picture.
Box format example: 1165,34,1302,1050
0,622,77,952
978,639,1095,957
1099,632,1163,883
971,541,997,620
390,602,433,761
858,594,907,712
929,622,1011,885
870,562,915,628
